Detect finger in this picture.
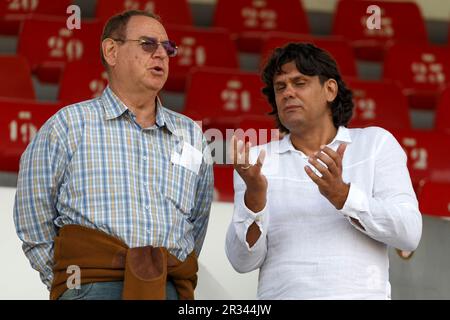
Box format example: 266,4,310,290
236,139,245,165
337,143,347,159
255,149,266,168
320,145,342,169
244,141,251,166
308,156,331,179
228,135,236,164
304,165,324,187
230,135,237,165
315,151,338,175
232,135,244,166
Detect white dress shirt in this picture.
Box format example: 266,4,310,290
225,126,422,299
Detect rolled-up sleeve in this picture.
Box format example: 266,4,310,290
338,132,422,251
225,169,269,273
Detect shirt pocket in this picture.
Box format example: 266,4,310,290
163,161,198,215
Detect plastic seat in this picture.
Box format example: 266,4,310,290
213,0,309,53
383,42,450,110
0,98,62,172
95,0,192,25
234,115,279,146
0,55,35,99
17,16,103,83
58,61,108,105
390,129,450,189
434,85,450,135
417,181,450,217
184,67,271,133
346,78,410,130
164,26,239,92
261,32,357,77
213,165,234,202
332,0,427,61
212,116,279,202
0,0,71,35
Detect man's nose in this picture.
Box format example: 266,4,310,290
151,43,168,58
282,84,295,99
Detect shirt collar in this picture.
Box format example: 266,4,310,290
276,126,352,154
101,86,177,135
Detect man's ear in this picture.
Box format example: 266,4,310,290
102,38,118,68
325,79,338,103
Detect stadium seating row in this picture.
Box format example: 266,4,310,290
2,55,450,131
0,0,438,57
1,29,450,108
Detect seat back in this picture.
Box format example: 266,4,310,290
418,181,450,217
0,0,71,35
434,85,450,134
58,61,108,105
213,0,309,52
184,67,271,127
17,17,103,83
213,165,234,202
332,0,427,60
0,98,62,171
164,26,239,91
383,43,450,109
261,32,357,77
391,129,450,189
347,79,410,130
0,55,35,99
95,0,192,25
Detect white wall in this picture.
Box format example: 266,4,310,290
0,187,258,300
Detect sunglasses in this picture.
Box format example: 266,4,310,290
113,37,178,57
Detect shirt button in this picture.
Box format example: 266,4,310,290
145,205,150,210
143,156,148,161
143,182,149,186
255,216,261,222
147,230,151,234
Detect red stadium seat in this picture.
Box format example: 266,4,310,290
0,55,35,100
0,98,62,172
58,61,108,105
390,129,450,189
332,0,428,61
164,26,239,92
346,78,410,130
383,43,450,110
95,0,192,26
234,115,279,146
435,85,450,134
417,181,450,217
213,165,234,202
213,0,309,53
184,67,271,133
261,32,357,77
0,0,71,35
212,117,279,201
17,16,103,83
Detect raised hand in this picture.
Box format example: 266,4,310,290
304,143,350,210
230,135,267,193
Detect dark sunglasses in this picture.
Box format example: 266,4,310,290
113,37,178,57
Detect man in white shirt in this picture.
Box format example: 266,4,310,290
225,43,422,299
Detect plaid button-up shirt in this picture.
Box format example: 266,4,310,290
14,87,214,289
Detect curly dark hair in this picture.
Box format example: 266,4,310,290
261,42,354,133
